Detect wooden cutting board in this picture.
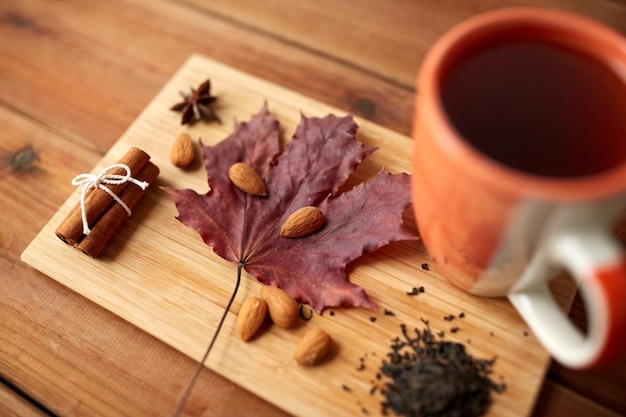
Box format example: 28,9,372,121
21,54,575,417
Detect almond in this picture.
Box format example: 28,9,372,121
294,328,332,366
228,162,267,196
280,206,326,238
260,286,299,329
236,296,268,342
169,132,195,168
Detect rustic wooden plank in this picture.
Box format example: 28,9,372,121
0,0,414,153
2,264,290,417
541,229,626,416
547,345,626,415
180,0,626,88
0,104,289,417
0,382,49,417
2,0,625,416
22,54,571,417
534,380,623,417
0,112,96,258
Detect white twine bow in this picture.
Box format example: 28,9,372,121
72,163,149,235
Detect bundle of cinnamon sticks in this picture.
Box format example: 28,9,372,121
55,147,159,257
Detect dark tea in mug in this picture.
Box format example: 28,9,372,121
412,8,626,369
440,34,626,177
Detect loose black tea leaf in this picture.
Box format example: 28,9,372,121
378,323,506,417
407,287,418,296
421,263,429,270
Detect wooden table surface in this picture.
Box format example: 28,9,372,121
2,1,626,416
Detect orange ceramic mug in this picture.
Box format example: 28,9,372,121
412,7,626,369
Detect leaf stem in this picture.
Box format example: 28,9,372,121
171,262,243,417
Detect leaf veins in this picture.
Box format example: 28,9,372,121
165,104,416,312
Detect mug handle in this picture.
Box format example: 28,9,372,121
508,230,626,368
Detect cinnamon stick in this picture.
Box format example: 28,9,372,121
56,147,150,245
76,161,160,257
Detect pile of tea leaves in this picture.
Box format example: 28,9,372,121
379,322,506,417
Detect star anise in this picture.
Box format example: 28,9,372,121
170,79,220,125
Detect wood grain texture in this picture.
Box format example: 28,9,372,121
0,98,286,417
182,0,626,87
0,382,48,417
3,0,626,415
534,380,623,417
22,55,574,417
0,0,414,151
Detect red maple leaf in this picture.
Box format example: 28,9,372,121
165,105,416,312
